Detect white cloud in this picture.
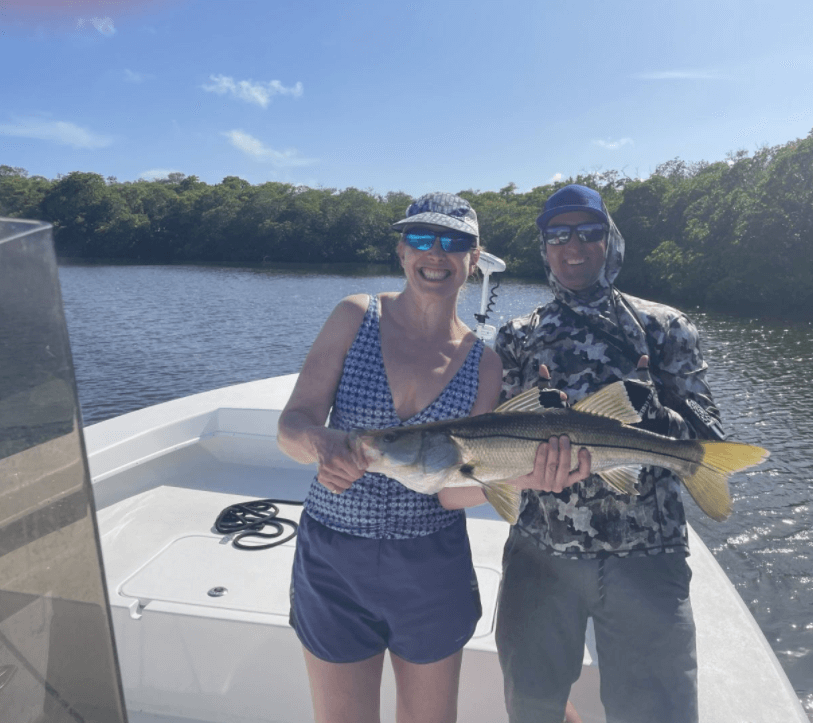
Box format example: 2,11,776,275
547,173,563,184
223,129,316,167
124,69,152,83
76,17,116,36
202,75,303,108
633,70,723,80
593,138,634,150
0,118,113,149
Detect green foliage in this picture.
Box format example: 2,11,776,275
3,129,813,317
0,165,52,219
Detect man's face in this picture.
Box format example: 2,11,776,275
544,211,608,291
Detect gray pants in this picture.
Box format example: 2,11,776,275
495,531,698,723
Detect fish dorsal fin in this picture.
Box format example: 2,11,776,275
597,466,642,496
571,381,641,424
494,386,546,414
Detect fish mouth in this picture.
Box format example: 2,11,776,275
419,268,452,281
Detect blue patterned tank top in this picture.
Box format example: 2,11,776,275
304,294,484,539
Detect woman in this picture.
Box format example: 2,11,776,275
278,192,589,723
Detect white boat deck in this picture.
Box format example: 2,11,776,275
85,375,808,723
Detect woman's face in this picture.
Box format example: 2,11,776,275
398,227,479,297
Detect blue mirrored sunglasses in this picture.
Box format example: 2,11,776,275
542,222,608,246
403,227,476,253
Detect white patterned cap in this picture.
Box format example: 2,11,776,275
392,192,479,238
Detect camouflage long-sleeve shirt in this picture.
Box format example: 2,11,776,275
495,292,721,559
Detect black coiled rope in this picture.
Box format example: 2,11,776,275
214,499,301,551
474,276,501,325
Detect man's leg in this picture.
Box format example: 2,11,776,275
496,532,590,723
592,552,698,723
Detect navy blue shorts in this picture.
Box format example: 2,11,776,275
289,511,482,664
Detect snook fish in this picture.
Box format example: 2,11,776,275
349,381,769,525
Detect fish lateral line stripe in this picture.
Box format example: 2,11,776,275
452,431,556,443
452,430,692,457
569,440,716,469
452,433,713,467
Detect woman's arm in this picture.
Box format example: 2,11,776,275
277,295,369,493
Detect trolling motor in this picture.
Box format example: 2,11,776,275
474,250,507,343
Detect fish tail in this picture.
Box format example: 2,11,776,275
481,482,521,525
684,442,770,521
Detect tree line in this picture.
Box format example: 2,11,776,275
2,128,812,317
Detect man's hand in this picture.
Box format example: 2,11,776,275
508,364,592,492
521,436,592,492
623,356,671,436
537,363,567,408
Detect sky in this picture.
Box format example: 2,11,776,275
1,0,813,197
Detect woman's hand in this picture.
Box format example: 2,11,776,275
510,436,591,493
310,428,369,494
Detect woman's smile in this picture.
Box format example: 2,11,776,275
419,267,452,281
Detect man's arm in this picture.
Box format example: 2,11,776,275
639,312,725,440
494,320,526,404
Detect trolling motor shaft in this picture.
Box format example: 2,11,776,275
474,251,506,343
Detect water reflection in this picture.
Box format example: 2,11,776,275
683,311,813,715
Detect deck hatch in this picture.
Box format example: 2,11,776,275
120,535,295,615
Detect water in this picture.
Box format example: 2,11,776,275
58,262,813,717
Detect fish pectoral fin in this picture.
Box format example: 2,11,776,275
597,466,642,496
480,481,521,525
456,463,521,525
571,381,641,424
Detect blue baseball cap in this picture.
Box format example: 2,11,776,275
536,184,608,231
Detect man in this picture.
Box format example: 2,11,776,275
494,184,724,723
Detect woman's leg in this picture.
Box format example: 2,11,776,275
390,649,464,723
302,647,386,723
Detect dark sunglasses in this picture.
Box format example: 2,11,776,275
403,227,476,253
542,222,608,246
